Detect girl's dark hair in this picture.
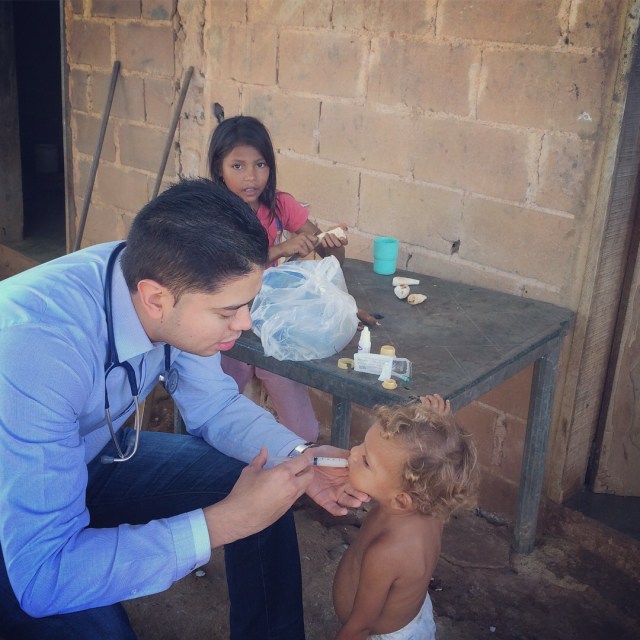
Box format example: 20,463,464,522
121,178,268,302
207,115,279,225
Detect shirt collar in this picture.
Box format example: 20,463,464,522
110,249,155,362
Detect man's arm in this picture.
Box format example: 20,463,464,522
171,351,303,461
0,327,204,617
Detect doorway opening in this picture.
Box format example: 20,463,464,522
11,0,66,261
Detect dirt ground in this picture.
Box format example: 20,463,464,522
122,394,640,640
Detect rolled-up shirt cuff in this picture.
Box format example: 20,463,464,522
174,509,211,574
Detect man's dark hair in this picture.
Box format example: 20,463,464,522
121,178,268,301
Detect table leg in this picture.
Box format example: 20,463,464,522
331,396,352,449
513,343,560,554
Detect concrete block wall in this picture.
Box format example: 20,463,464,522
65,0,180,246
64,0,629,518
198,0,616,308
193,0,621,517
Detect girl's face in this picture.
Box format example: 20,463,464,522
220,144,270,212
348,422,407,503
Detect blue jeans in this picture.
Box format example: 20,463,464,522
0,429,305,640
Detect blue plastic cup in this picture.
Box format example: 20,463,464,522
373,237,399,275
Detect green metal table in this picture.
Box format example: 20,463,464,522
226,259,574,554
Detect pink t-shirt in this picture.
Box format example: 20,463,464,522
256,191,308,248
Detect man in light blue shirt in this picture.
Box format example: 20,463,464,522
0,179,366,639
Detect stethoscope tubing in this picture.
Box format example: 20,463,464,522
101,243,172,464
102,242,139,463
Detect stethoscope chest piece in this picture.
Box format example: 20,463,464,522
163,368,179,395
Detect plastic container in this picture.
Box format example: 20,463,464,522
373,237,399,275
358,326,371,353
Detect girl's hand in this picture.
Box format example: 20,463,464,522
315,224,348,263
277,233,319,259
318,230,348,251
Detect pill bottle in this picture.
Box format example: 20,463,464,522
358,326,371,353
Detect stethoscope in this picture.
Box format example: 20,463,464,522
100,242,178,464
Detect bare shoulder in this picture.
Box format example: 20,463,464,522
389,516,442,576
359,530,406,581
363,515,440,573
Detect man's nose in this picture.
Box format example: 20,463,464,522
231,304,252,331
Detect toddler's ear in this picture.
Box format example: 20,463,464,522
393,491,414,511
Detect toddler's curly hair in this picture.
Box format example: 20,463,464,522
375,403,479,519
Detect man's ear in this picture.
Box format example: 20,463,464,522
393,491,414,512
136,279,171,320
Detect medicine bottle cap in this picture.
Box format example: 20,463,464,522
382,378,397,390
379,345,396,357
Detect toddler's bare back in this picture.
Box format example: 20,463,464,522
333,505,443,636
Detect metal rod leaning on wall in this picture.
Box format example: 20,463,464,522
72,60,120,252
141,66,195,434
151,65,194,199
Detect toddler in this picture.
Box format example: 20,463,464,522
208,115,348,441
333,394,478,639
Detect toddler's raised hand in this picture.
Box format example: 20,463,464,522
419,393,451,416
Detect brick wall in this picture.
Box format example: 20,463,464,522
66,0,179,244
64,0,632,518
196,0,616,307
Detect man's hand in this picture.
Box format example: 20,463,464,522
303,445,370,516
203,448,313,548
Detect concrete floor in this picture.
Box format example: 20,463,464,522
122,497,640,640
118,395,640,640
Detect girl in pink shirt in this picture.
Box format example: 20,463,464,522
208,115,348,441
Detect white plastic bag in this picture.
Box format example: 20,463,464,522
251,256,358,361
